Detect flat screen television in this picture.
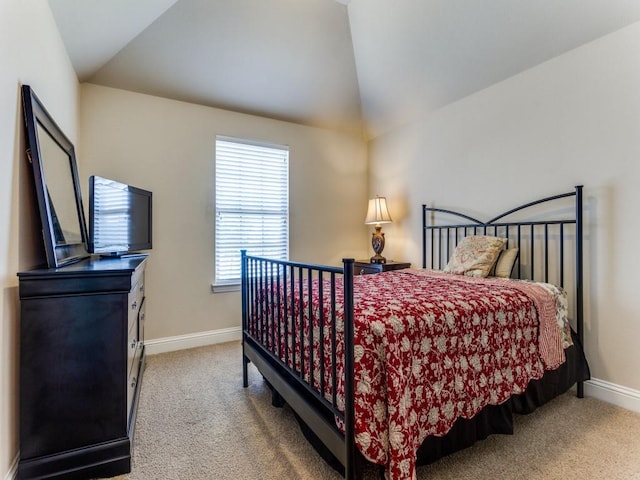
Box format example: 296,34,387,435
89,176,152,256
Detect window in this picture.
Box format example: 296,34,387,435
214,136,289,289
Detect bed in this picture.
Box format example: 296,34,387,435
240,186,590,480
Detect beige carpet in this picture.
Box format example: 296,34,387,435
115,342,640,480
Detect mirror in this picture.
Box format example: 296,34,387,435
22,85,89,268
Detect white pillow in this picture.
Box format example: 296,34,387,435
492,248,519,278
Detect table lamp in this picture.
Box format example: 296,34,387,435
365,196,392,264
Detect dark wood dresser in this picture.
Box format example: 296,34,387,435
17,255,147,480
353,259,411,275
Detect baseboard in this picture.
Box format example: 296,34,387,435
585,378,640,414
4,452,18,480
144,326,241,355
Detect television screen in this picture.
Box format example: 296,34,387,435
89,176,152,256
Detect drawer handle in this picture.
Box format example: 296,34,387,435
131,377,137,388
131,300,137,310
140,313,145,321
130,339,137,350
139,284,144,293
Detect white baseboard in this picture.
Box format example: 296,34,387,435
4,452,18,480
144,326,241,355
585,378,640,414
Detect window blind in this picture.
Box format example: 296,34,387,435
215,136,289,285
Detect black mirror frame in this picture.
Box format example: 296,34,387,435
22,85,89,268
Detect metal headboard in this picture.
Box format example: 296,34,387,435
422,185,584,396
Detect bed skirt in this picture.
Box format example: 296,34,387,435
283,329,589,477
511,330,590,414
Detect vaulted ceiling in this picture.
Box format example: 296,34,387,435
49,0,640,139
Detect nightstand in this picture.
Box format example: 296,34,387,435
353,260,411,275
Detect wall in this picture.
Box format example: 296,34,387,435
79,84,368,341
368,22,640,392
0,1,79,477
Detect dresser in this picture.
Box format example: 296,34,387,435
353,259,411,275
17,255,147,480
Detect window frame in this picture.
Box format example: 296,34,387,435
212,135,290,292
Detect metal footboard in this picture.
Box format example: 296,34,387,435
241,253,357,478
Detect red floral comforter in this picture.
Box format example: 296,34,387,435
256,269,568,480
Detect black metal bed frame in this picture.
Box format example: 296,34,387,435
241,185,584,480
422,185,584,398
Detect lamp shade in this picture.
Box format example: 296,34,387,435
365,196,392,225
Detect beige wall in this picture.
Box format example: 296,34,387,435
79,84,369,340
0,1,79,477
368,22,640,391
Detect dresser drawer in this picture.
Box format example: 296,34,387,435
126,354,141,421
128,297,145,375
355,264,382,275
127,272,145,332
353,260,411,275
138,297,146,347
127,323,138,379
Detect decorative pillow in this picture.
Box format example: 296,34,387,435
443,235,507,277
492,247,519,278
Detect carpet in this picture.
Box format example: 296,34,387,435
114,341,640,479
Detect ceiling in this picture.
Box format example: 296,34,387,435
49,0,640,139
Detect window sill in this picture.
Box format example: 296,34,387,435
211,283,240,293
